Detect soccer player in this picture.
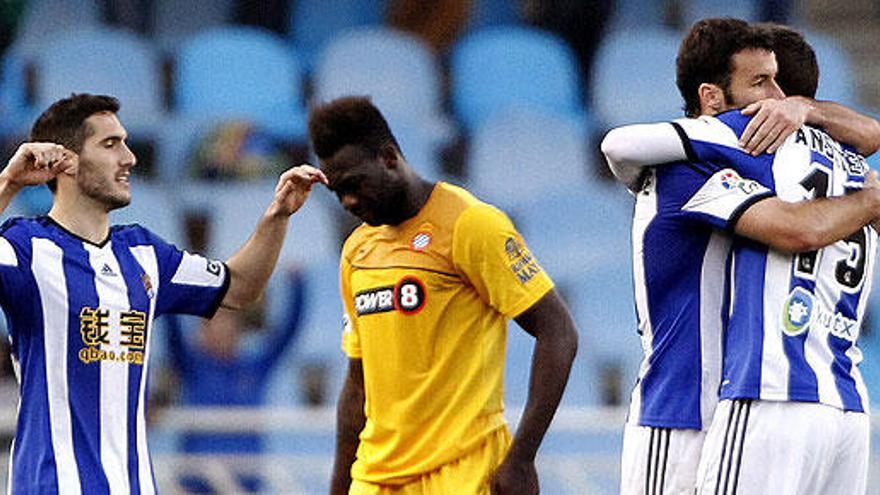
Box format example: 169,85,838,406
0,93,327,493
600,19,880,494
309,97,578,495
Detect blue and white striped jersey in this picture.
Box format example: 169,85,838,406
679,111,875,413
629,123,773,430
0,216,229,494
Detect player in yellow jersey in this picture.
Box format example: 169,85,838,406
309,97,579,495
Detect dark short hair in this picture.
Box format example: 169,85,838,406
757,23,818,99
676,18,775,117
307,96,401,161
29,93,120,191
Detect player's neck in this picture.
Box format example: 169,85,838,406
399,178,436,223
48,195,111,244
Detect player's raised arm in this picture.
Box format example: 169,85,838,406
0,142,75,214
221,164,328,310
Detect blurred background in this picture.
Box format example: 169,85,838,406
0,0,879,493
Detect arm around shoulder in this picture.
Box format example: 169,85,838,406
734,186,880,253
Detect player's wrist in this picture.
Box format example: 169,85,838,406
793,96,821,127
263,201,293,220
0,173,24,194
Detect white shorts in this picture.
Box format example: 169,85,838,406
696,399,870,495
621,423,706,495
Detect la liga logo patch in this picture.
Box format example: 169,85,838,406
411,231,432,251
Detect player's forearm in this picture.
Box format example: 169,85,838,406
736,191,880,253
508,321,577,462
222,208,289,309
803,98,880,156
331,362,366,495
0,175,23,217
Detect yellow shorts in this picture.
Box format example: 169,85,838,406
349,427,512,495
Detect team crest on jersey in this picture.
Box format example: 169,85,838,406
141,273,155,299
719,170,760,194
782,287,813,336
411,231,432,251
354,276,426,316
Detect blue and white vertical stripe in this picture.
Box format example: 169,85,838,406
0,218,228,494
679,113,875,413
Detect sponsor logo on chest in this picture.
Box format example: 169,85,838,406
354,276,426,316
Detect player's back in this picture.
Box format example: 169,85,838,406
706,113,876,411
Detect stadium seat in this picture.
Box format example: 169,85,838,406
0,45,35,138
174,27,307,139
4,27,165,138
466,108,593,209
451,26,586,133
591,27,683,129
312,27,453,178
314,27,444,126
288,0,383,72
13,0,102,48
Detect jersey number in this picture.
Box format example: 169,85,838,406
794,166,868,290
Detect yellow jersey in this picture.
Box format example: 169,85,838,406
340,182,554,484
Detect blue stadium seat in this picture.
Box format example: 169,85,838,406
38,28,163,135
313,27,453,179
0,45,34,138
3,27,164,138
591,28,683,129
466,108,593,209
451,26,586,133
13,0,102,48
288,0,383,72
175,27,307,139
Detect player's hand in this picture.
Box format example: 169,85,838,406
740,97,811,156
490,457,538,495
269,164,328,217
1,142,75,189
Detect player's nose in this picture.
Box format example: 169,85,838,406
768,79,785,100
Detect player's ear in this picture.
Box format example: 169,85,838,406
380,144,399,169
698,83,725,116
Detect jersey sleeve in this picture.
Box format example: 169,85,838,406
602,122,689,192
339,253,361,358
671,165,774,230
146,231,229,318
452,204,554,318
